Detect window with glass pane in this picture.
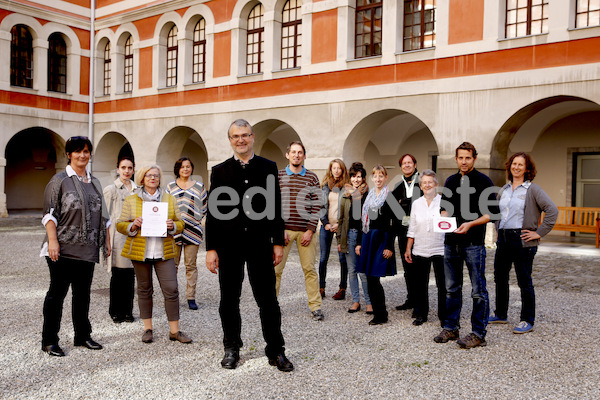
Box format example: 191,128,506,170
48,33,67,93
576,0,600,27
281,0,302,69
403,0,436,51
103,42,111,95
10,25,33,88
124,35,133,93
355,0,383,58
166,26,178,87
247,4,264,74
505,0,548,38
193,18,206,83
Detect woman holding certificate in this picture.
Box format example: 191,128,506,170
403,169,446,327
117,164,191,344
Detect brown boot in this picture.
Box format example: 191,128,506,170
332,288,346,300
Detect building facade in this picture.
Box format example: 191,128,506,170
1,0,599,220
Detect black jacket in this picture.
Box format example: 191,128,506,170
205,156,285,252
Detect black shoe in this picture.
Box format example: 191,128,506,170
412,317,427,326
123,315,135,323
42,344,65,357
368,317,388,325
188,300,199,310
395,301,413,311
111,315,125,323
221,349,240,369
268,353,294,372
74,339,103,350
347,304,361,313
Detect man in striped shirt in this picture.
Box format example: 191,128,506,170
275,141,324,321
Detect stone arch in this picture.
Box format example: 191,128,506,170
4,128,66,211
93,132,135,188
253,119,301,169
343,109,438,187
490,95,600,207
156,127,208,185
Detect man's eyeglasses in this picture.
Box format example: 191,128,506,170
229,133,252,141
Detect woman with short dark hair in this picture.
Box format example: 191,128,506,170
41,136,110,356
165,157,207,310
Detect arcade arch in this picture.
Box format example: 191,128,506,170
156,127,208,184
4,128,66,211
253,119,301,169
491,95,600,208
93,132,134,188
343,109,439,187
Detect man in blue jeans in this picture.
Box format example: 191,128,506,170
434,142,499,349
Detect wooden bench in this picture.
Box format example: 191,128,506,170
542,206,600,248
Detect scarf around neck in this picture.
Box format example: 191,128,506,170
361,185,389,233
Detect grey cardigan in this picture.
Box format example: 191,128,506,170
495,182,558,247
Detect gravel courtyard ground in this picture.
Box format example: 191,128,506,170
0,217,599,399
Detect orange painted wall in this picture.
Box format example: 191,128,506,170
138,47,153,89
73,27,90,50
213,31,231,78
133,15,161,41
312,9,337,64
80,56,90,95
97,0,123,7
0,90,88,113
448,0,484,44
206,0,238,24
0,10,13,23
63,0,90,7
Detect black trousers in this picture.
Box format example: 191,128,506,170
217,241,285,358
398,230,416,305
42,257,95,345
109,267,135,318
367,275,388,321
412,255,446,325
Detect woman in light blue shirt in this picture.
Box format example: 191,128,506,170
490,152,558,334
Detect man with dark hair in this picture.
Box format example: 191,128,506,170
434,141,499,349
275,141,324,321
205,119,293,372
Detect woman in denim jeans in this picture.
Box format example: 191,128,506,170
318,159,349,299
336,163,372,314
490,152,558,334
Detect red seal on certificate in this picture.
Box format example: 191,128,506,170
438,221,452,230
153,206,159,212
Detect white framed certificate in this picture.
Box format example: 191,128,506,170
141,202,168,237
433,217,458,233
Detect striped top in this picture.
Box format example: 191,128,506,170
165,180,207,245
278,166,322,232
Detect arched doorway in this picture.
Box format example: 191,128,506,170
253,119,302,169
5,128,66,212
491,95,600,208
93,132,135,188
344,109,438,187
157,127,208,184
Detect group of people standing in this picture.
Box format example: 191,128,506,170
39,122,558,370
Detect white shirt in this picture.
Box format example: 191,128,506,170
406,194,445,258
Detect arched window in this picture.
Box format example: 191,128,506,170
103,42,111,95
247,4,264,75
166,26,178,87
281,0,302,69
48,33,67,93
193,18,206,83
355,0,383,58
505,0,548,38
10,25,33,88
403,0,436,51
124,35,133,93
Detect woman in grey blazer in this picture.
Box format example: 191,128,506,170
489,152,558,334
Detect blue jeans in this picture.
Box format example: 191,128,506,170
493,229,538,325
346,229,370,305
318,225,348,289
443,244,489,339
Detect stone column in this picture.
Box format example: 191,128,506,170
0,157,8,217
